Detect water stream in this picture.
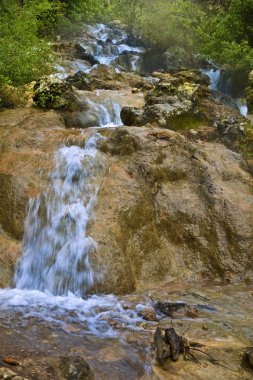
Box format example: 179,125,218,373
15,133,104,296
201,67,248,116
0,22,252,380
0,24,145,343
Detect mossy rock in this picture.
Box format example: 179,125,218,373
66,71,90,91
99,128,141,156
167,113,204,131
33,77,78,111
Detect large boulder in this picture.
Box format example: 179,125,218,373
120,69,208,128
120,69,245,131
90,127,253,294
33,76,80,111
66,70,91,91
53,42,99,66
120,106,145,126
164,46,199,71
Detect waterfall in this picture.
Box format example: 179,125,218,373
201,67,248,116
201,67,221,91
15,133,107,296
0,132,142,336
0,22,147,341
88,99,123,128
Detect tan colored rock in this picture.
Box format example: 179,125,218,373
0,108,253,294
3,357,20,366
138,307,157,321
0,367,28,380
0,229,21,287
90,127,253,293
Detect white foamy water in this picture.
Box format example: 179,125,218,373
86,23,144,70
0,23,146,339
236,98,248,117
88,99,123,128
15,133,107,296
202,67,248,116
201,67,221,91
0,289,143,337
0,132,145,337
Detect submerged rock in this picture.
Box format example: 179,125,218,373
58,356,94,380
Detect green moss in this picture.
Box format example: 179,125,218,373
122,200,154,230
238,121,253,159
154,151,166,165
152,165,187,183
167,113,204,131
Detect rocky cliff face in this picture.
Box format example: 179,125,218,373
0,23,252,295
0,23,253,380
90,127,253,293
0,106,252,293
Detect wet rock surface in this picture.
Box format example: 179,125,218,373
33,77,82,111
91,126,253,293
51,356,94,380
66,64,153,92
0,367,28,380
0,22,253,380
120,69,246,132
0,283,252,379
0,111,253,292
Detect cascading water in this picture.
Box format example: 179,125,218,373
56,23,144,77
201,66,248,116
88,98,123,128
15,133,107,296
0,131,143,337
201,67,221,91
0,24,147,338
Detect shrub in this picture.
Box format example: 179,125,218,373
198,0,253,70
112,0,204,54
0,0,59,86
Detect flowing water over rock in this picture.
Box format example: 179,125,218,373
87,99,122,128
56,23,144,78
0,24,152,375
86,24,144,70
0,22,253,380
15,133,106,296
201,66,249,116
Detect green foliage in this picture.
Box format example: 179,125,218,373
0,0,60,86
113,0,204,54
33,0,66,37
198,0,253,70
112,0,146,29
113,0,253,71
63,0,111,23
0,0,111,90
